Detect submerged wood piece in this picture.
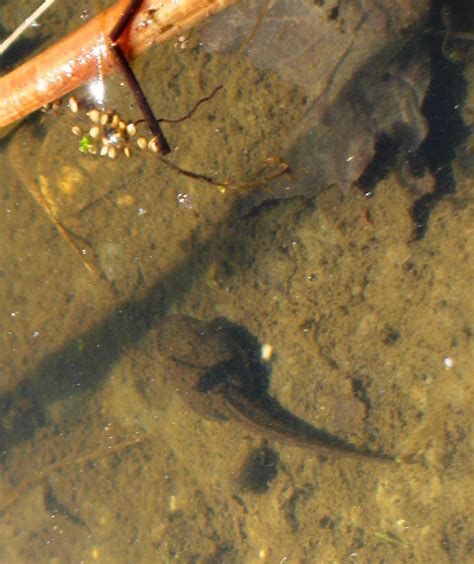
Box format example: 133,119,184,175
202,0,431,101
0,0,239,128
274,42,431,200
202,0,432,202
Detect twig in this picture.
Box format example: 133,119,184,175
0,437,145,514
0,0,57,56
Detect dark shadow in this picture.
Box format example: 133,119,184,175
0,197,245,455
411,0,470,239
239,445,279,493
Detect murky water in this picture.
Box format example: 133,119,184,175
0,1,473,562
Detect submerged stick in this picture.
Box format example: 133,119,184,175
0,0,57,56
0,0,239,128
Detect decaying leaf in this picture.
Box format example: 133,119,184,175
202,0,432,202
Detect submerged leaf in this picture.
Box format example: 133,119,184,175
202,0,432,203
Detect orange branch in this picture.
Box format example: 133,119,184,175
0,0,238,128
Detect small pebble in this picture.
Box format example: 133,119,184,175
169,495,178,512
51,99,62,112
87,109,100,123
261,343,273,362
89,126,100,139
68,96,79,113
148,137,159,153
444,357,454,369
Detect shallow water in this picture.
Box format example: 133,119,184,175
0,1,473,562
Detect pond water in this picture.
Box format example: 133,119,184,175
0,1,473,562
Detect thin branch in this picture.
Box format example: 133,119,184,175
0,0,56,56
